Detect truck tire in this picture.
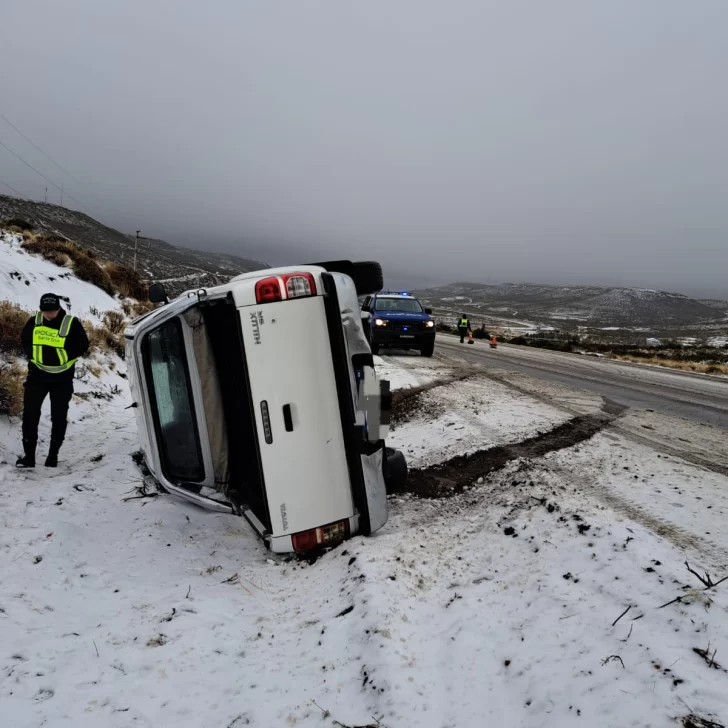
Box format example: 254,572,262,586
421,342,435,357
383,447,407,493
351,261,384,296
370,340,380,356
311,260,384,295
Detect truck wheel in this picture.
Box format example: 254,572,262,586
351,261,384,296
383,447,408,493
421,343,435,357
370,340,380,355
310,260,383,295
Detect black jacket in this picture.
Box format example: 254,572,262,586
457,318,471,331
21,309,90,381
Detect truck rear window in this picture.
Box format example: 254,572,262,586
144,318,205,483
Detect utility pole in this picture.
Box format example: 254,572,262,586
44,187,48,203
134,230,141,272
60,182,64,207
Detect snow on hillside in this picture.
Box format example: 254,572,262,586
1,232,120,323
419,281,722,327
0,195,269,297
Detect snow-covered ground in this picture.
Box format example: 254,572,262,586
2,253,728,727
3,364,727,727
373,354,453,391
1,232,119,323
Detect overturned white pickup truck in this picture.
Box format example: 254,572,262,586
125,261,406,554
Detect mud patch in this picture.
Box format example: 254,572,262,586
682,715,725,728
403,413,613,498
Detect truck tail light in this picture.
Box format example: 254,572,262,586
255,273,317,303
291,519,350,552
282,273,317,299
255,277,282,303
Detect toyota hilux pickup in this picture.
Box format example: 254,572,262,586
125,261,405,554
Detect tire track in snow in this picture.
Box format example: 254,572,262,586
403,412,617,499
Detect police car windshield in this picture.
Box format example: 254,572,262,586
375,297,423,313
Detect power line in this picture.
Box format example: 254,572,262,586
0,136,94,215
0,114,123,226
1,115,85,188
0,177,29,199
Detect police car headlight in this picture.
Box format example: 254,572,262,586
425,321,435,328
375,319,387,327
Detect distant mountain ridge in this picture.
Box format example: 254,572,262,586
0,195,268,295
416,281,728,327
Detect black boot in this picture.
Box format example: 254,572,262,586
16,439,37,468
45,439,62,468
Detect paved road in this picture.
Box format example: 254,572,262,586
438,337,728,429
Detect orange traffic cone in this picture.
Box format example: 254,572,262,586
468,331,474,344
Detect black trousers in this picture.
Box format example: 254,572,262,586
458,328,468,343
22,377,74,444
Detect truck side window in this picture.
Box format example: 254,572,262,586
144,319,204,483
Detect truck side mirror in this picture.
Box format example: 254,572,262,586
425,308,433,315
149,283,168,304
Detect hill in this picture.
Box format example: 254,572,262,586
417,281,728,328
0,195,268,295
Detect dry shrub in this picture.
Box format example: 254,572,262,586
122,299,154,318
132,300,154,317
4,218,35,231
41,233,70,244
21,238,71,258
616,355,728,376
22,237,115,295
0,301,30,356
103,310,126,335
72,255,114,295
45,250,72,268
105,262,147,300
0,363,25,417
84,321,125,358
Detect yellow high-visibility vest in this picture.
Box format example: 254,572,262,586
31,312,77,374
459,318,469,328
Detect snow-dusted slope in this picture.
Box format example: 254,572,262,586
0,194,268,296
1,232,119,323
419,281,725,327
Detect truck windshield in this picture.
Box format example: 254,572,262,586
375,298,423,313
144,318,205,483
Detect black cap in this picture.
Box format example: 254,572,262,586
39,293,61,312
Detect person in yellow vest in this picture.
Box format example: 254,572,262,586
457,314,471,344
16,293,89,468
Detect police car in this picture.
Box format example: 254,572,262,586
361,292,436,357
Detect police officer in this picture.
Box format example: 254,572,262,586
457,314,471,343
16,293,89,468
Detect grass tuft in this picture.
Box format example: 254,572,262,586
0,363,24,417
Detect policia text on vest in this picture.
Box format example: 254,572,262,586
17,293,90,469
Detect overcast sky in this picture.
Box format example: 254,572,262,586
2,0,727,297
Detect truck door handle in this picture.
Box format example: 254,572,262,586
282,404,294,432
